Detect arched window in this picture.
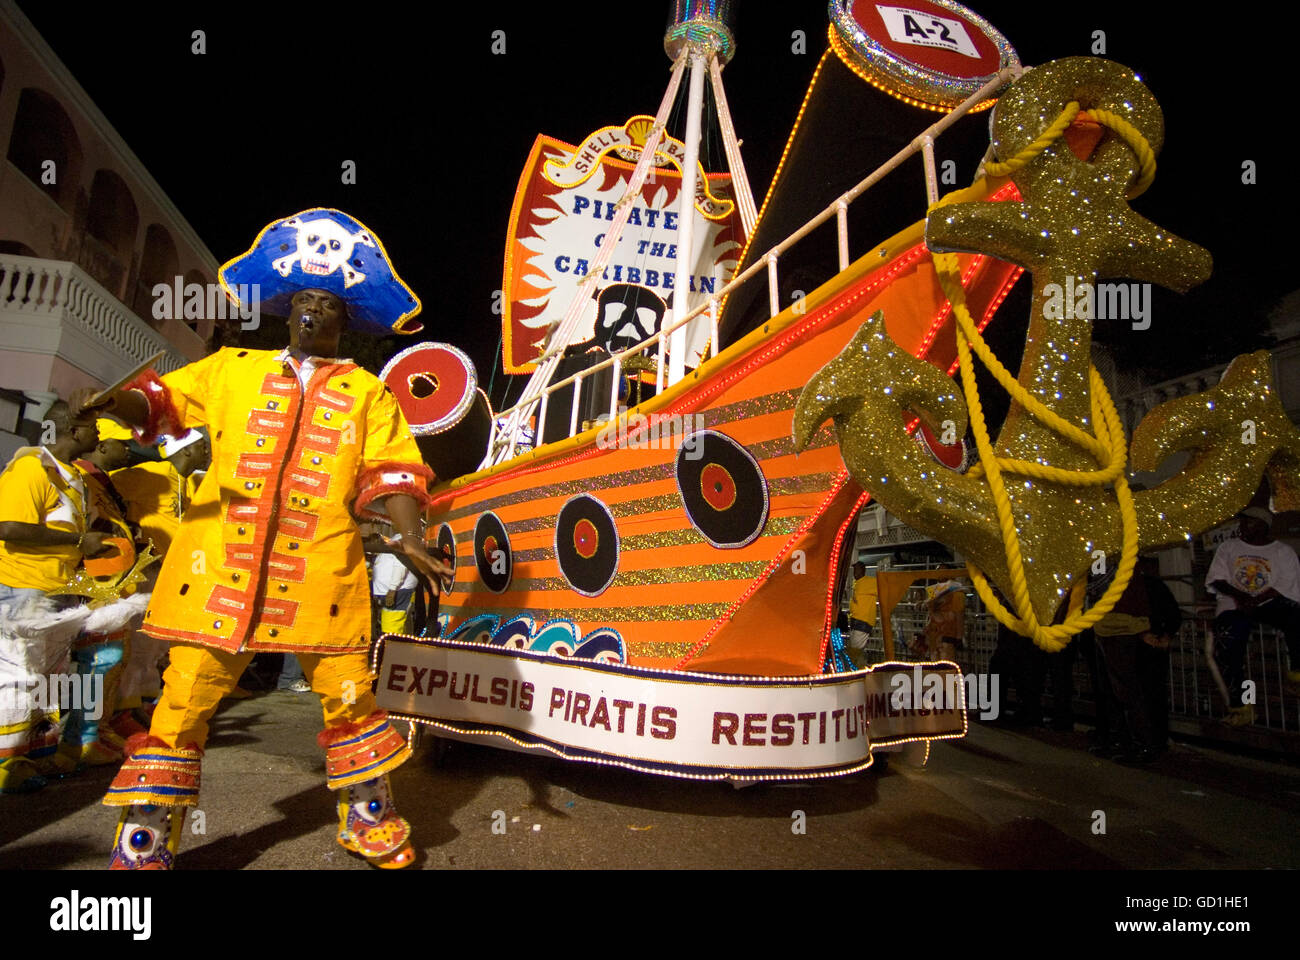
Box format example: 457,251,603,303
83,169,138,294
133,223,179,320
6,87,82,211
0,240,38,257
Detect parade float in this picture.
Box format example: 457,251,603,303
369,0,1300,781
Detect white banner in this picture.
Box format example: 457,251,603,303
375,637,966,778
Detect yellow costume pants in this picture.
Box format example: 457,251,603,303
151,643,378,750
105,643,410,807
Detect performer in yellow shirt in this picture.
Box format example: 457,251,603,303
60,418,143,768
847,562,878,667
76,209,449,869
113,429,209,559
0,402,112,792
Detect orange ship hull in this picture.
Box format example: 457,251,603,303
428,180,1021,678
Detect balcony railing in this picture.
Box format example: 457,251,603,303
0,253,188,379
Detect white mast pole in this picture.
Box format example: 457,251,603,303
668,52,707,387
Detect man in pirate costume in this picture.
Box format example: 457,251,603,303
75,209,449,869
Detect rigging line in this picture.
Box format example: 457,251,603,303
498,369,523,414
485,332,503,405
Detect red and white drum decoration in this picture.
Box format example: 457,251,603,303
380,342,478,436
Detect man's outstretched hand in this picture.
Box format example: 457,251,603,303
392,535,452,583
384,493,451,584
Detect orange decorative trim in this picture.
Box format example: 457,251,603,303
319,712,411,790
103,742,202,807
353,461,435,518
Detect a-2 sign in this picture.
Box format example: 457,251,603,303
875,4,982,59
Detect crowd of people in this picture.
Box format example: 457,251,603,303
846,510,1300,765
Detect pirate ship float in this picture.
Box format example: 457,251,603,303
377,0,1300,780
369,1,1028,779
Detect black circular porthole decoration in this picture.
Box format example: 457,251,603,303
676,429,769,549
473,512,512,593
436,523,457,592
555,495,620,597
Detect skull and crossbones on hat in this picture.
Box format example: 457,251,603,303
272,216,376,289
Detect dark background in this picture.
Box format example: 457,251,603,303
16,1,1289,411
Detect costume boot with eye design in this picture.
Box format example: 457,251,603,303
102,736,201,869
335,773,414,869
108,803,181,870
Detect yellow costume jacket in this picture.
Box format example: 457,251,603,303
127,348,432,655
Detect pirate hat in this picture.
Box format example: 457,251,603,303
218,208,422,336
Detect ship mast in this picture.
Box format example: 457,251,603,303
487,1,755,466
663,0,754,384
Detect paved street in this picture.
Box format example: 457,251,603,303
3,688,1298,870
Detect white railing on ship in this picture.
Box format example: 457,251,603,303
0,254,187,374
486,66,1022,469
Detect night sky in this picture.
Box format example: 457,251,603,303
15,1,1289,411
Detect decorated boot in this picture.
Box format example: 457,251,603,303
335,774,414,869
318,712,414,868
102,736,202,870
0,756,47,794
109,803,181,870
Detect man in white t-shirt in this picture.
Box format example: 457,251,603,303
1206,507,1300,724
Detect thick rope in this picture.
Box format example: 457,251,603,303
984,101,1156,199
984,101,1081,178
933,250,1139,651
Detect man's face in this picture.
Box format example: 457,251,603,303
170,438,211,477
69,415,99,457
97,439,131,470
1239,516,1271,542
287,288,347,356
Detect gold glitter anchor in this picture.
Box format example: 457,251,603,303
794,57,1300,649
